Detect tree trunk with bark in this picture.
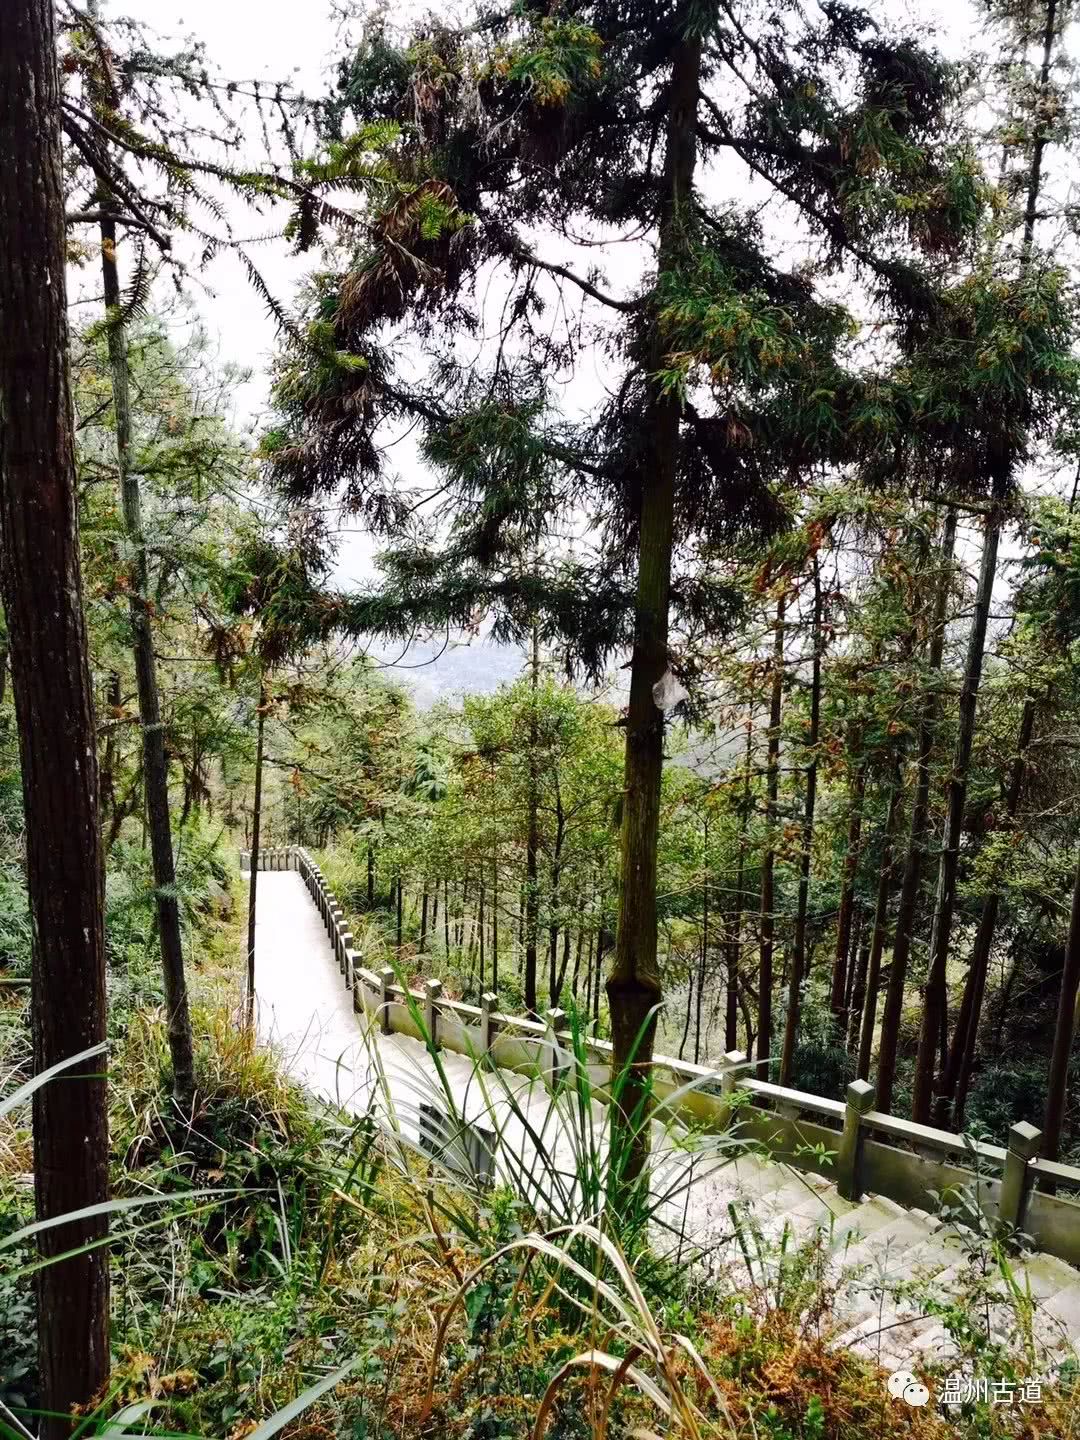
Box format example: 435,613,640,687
246,693,267,1029
876,510,956,1112
524,626,541,1015
830,755,867,1025
696,814,709,1064
0,1,111,1427
913,514,1001,1122
548,795,566,1006
1044,845,1080,1165
941,695,1036,1125
99,210,195,1108
491,862,499,991
845,917,869,1053
727,726,752,1051
608,30,702,1201
758,595,786,1070
858,782,903,1080
780,562,822,1086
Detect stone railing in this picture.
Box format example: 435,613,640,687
247,845,1080,1267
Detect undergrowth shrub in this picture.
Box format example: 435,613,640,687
967,1062,1049,1144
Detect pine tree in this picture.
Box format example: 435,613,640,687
0,1,109,1429
263,0,986,1198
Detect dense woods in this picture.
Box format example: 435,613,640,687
5,0,1080,1435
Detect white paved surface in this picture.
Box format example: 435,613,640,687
254,869,1080,1376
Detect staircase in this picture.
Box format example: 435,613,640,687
251,861,1080,1383
681,1148,1080,1378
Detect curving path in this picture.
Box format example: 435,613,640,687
254,868,1080,1381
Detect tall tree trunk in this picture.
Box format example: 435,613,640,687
571,916,585,1001
478,879,485,988
419,886,429,955
396,875,404,950
555,923,572,1008
857,782,903,1081
246,692,267,1029
595,895,613,1025
758,594,786,1069
845,916,869,1053
695,813,709,1064
942,695,1036,1125
679,972,694,1060
1044,847,1080,1166
0,1,110,1426
913,514,1000,1122
876,509,956,1112
98,209,195,1108
727,726,752,1052
100,671,122,826
548,802,566,1007
933,0,1058,1124
492,862,499,992
457,878,468,948
830,755,867,1025
444,877,451,955
780,561,822,1086
524,625,541,1015
367,843,375,909
608,30,702,1199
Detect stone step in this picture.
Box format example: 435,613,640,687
1020,1253,1080,1301
848,1309,942,1364
905,1322,963,1368
828,1196,908,1254
1041,1281,1080,1338
842,1217,931,1275
899,1237,958,1281
786,1182,857,1222
727,1154,799,1201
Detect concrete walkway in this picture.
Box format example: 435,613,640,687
254,869,1080,1380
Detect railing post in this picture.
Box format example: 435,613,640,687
480,992,498,1065
1000,1121,1041,1231
545,1007,568,1087
331,908,344,969
424,979,443,1054
838,1079,875,1202
341,933,355,988
718,1049,748,1125
378,967,394,1035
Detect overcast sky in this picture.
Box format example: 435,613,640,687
99,0,1017,701
109,0,971,427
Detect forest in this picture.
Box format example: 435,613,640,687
4,0,1080,1435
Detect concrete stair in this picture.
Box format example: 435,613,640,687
655,1147,1080,1375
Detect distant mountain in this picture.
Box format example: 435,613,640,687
372,636,526,708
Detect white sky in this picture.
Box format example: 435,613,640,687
107,0,973,428
96,0,1042,700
